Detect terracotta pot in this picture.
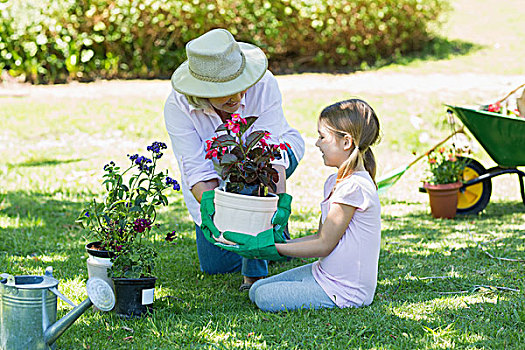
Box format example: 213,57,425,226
424,181,463,219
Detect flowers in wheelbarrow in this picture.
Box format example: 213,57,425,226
424,145,468,185
205,113,287,196
481,101,523,118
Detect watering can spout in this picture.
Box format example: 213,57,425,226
43,277,115,346
44,298,93,346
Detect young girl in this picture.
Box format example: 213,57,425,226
249,99,381,312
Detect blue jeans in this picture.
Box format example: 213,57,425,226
194,146,299,278
195,224,268,277
249,263,336,312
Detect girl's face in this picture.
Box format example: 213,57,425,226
315,120,351,168
209,89,247,114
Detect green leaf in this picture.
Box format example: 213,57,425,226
220,153,238,165
246,131,266,150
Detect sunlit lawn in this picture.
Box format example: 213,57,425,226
1,0,525,348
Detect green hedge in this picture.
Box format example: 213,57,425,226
0,0,450,83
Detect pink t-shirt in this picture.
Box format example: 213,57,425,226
312,171,381,308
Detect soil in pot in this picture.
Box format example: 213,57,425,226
85,241,115,259
112,277,156,318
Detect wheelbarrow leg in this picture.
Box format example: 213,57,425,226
519,172,525,207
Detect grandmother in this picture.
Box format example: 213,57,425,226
164,28,305,290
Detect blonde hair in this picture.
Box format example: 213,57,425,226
184,94,212,109
319,99,381,185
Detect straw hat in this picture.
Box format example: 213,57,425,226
171,29,268,98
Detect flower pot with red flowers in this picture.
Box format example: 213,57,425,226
76,141,181,316
423,145,467,219
204,114,287,242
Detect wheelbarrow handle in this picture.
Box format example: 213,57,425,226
495,82,525,104
407,126,465,168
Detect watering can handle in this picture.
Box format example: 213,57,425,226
49,287,77,307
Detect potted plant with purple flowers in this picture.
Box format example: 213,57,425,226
76,141,180,317
204,114,287,240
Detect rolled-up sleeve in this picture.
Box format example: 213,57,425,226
164,97,219,189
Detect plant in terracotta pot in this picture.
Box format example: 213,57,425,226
204,114,287,240
76,141,180,317
423,145,467,219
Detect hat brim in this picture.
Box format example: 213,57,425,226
171,42,268,98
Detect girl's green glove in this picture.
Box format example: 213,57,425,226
199,190,290,261
221,228,286,261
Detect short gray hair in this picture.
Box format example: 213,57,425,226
184,94,211,109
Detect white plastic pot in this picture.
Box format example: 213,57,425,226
87,256,114,291
213,188,278,238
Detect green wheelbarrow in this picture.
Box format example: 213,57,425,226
444,105,525,215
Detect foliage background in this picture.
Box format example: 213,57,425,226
0,0,449,83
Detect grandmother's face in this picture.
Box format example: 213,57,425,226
209,89,247,114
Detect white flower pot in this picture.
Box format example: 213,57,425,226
213,188,278,238
86,255,114,311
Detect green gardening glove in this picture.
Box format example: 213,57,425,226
221,228,287,261
199,189,289,261
271,193,292,244
200,189,222,245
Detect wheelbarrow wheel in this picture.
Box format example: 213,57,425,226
457,157,492,215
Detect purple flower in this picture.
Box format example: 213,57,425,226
166,177,180,191
147,141,167,159
133,218,152,233
133,156,152,170
165,230,177,242
103,161,116,171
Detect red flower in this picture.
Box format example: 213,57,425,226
279,143,288,150
226,120,240,133
231,114,247,125
487,101,501,112
205,149,218,159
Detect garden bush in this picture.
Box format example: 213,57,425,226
0,0,450,83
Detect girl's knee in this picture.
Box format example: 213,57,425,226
252,285,283,312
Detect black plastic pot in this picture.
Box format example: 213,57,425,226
85,241,115,259
112,277,156,318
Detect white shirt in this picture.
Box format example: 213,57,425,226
312,172,381,308
164,70,305,225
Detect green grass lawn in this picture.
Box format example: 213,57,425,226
1,0,525,348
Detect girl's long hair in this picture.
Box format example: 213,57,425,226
319,99,381,186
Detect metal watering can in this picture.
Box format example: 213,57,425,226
0,267,115,350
